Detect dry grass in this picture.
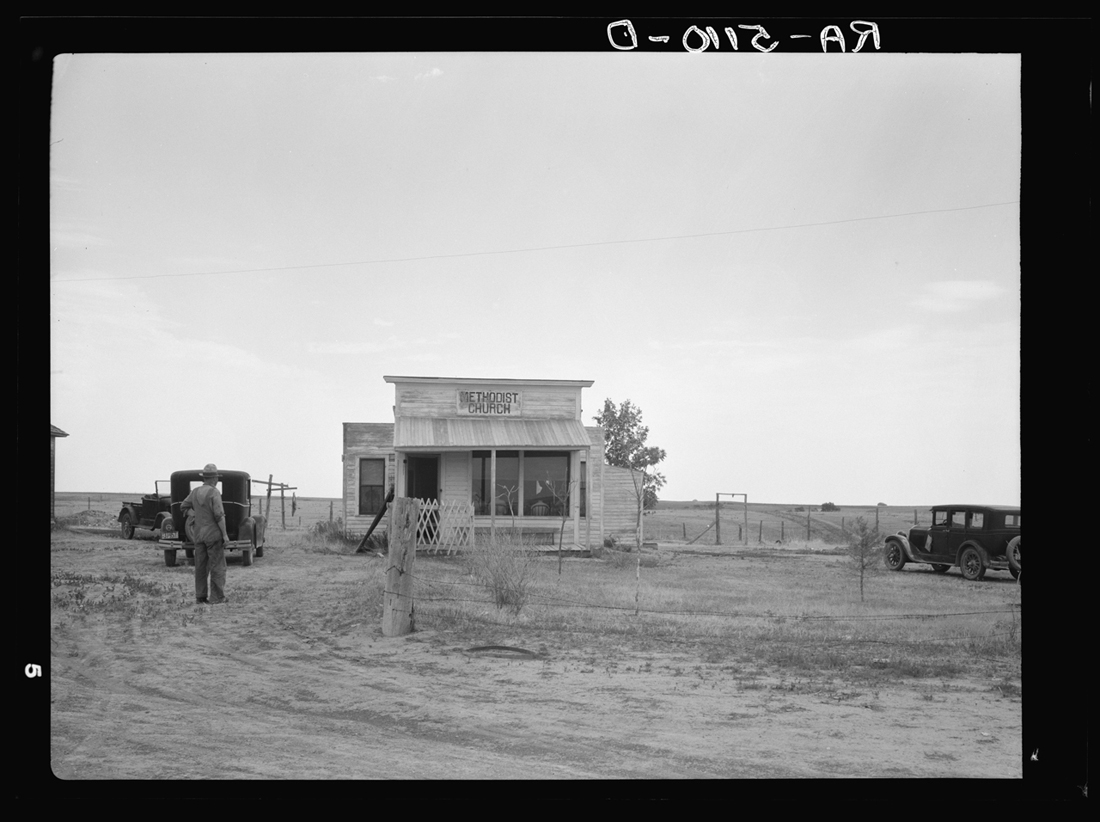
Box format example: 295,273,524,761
411,545,1021,681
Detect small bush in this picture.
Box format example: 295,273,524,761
821,502,840,512
309,518,359,550
464,534,538,616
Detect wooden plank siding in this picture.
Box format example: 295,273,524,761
603,465,642,540
441,452,468,502
342,423,396,536
392,382,583,419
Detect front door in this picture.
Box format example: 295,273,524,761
406,456,439,501
406,456,440,544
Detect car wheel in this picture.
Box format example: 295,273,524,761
1007,536,1021,574
959,546,986,581
120,513,135,540
884,541,907,571
241,548,253,567
164,549,177,567
932,564,950,574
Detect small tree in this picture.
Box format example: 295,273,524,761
594,398,667,551
544,475,577,576
847,516,880,602
821,502,840,512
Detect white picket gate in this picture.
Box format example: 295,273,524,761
413,498,474,555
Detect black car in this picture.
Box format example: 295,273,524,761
118,481,173,539
157,469,267,568
884,504,1021,582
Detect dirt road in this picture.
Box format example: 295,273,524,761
50,527,1022,782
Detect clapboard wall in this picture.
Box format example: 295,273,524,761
342,423,396,536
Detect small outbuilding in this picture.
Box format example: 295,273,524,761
51,424,69,523
343,376,639,551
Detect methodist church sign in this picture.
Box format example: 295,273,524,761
457,389,522,416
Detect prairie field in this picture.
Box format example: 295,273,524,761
50,492,1022,782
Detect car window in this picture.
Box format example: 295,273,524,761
951,511,967,528
970,511,984,529
932,510,949,527
1004,513,1021,528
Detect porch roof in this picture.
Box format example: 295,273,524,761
394,416,593,450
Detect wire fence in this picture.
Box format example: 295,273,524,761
385,568,1022,651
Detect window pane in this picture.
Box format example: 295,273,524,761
580,461,586,518
523,452,569,516
471,451,520,516
361,459,384,485
494,453,519,516
359,458,385,515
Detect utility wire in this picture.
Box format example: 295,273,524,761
51,200,1019,284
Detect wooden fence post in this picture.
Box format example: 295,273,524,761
265,474,273,520
806,508,811,540
383,498,418,637
781,520,784,542
715,494,720,545
280,486,286,530
758,520,763,543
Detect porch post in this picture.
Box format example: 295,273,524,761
584,446,591,551
490,448,496,542
571,450,581,547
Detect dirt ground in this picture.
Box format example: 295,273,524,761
49,523,1022,783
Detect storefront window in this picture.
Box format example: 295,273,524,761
523,452,570,516
472,451,574,517
580,461,586,519
472,451,519,516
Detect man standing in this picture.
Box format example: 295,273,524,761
181,463,231,604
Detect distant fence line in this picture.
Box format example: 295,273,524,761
641,508,928,546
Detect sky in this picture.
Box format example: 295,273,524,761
48,48,1021,506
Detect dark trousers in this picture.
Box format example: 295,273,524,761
195,539,227,602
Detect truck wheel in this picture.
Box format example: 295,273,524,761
959,546,986,581
932,564,950,574
884,541,906,571
121,513,135,540
1007,536,1021,574
164,549,177,567
241,548,253,567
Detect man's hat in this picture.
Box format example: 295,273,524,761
201,463,221,478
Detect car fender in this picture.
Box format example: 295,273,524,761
238,515,267,548
118,504,140,524
886,533,917,563
956,540,990,568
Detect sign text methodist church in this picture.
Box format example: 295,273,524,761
457,389,522,416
